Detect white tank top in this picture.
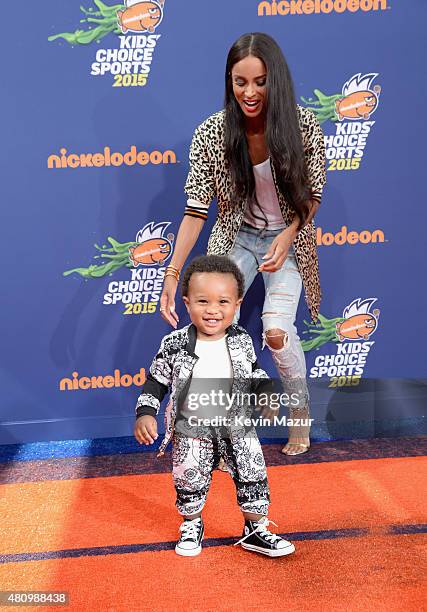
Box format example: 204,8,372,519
243,157,286,229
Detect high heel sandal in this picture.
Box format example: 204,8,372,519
281,441,310,456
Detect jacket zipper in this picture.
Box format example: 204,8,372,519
225,335,235,399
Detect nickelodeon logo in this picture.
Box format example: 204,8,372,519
317,226,385,246
59,368,145,391
258,0,387,16
47,146,177,169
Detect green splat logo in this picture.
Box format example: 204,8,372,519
48,0,165,88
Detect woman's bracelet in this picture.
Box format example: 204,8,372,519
164,265,180,281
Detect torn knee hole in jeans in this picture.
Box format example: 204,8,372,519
263,326,288,352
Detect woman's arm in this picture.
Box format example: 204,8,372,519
160,215,205,327
259,108,325,273
169,215,206,271
287,198,319,237
161,119,217,326
258,199,319,273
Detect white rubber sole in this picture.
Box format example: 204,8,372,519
240,542,296,557
175,544,202,557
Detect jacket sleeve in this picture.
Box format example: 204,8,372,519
135,337,172,419
301,108,327,204
243,330,274,395
251,358,275,395
183,122,217,221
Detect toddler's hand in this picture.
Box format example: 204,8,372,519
134,416,158,445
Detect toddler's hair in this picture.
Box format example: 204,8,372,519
181,255,244,298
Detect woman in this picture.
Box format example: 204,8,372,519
160,32,326,455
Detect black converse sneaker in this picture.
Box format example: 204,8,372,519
175,517,204,557
235,517,295,557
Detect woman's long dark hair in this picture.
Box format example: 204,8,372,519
224,32,311,227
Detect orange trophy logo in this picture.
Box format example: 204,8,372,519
129,221,174,266
336,298,380,342
117,0,164,34
335,73,381,121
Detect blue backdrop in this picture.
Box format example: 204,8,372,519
1,0,426,445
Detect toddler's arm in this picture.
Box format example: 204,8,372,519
134,336,173,445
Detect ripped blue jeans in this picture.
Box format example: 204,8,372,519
229,222,310,438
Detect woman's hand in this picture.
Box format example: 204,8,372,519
159,275,180,328
258,226,296,273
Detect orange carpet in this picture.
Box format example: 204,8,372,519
0,447,426,611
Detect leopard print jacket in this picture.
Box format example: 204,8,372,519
183,105,326,321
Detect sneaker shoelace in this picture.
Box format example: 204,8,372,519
179,519,202,542
234,518,281,547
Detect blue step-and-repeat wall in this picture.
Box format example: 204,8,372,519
2,0,426,444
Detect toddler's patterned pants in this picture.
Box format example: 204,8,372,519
172,433,270,516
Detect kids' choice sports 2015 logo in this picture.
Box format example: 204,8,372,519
64,221,174,315
302,298,380,388
48,0,166,88
303,73,382,173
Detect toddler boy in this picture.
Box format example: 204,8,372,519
134,255,295,558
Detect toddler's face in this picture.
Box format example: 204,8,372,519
183,272,242,340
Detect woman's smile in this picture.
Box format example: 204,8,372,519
243,98,261,113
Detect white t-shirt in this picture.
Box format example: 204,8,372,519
243,157,286,230
178,335,233,424
192,336,233,379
